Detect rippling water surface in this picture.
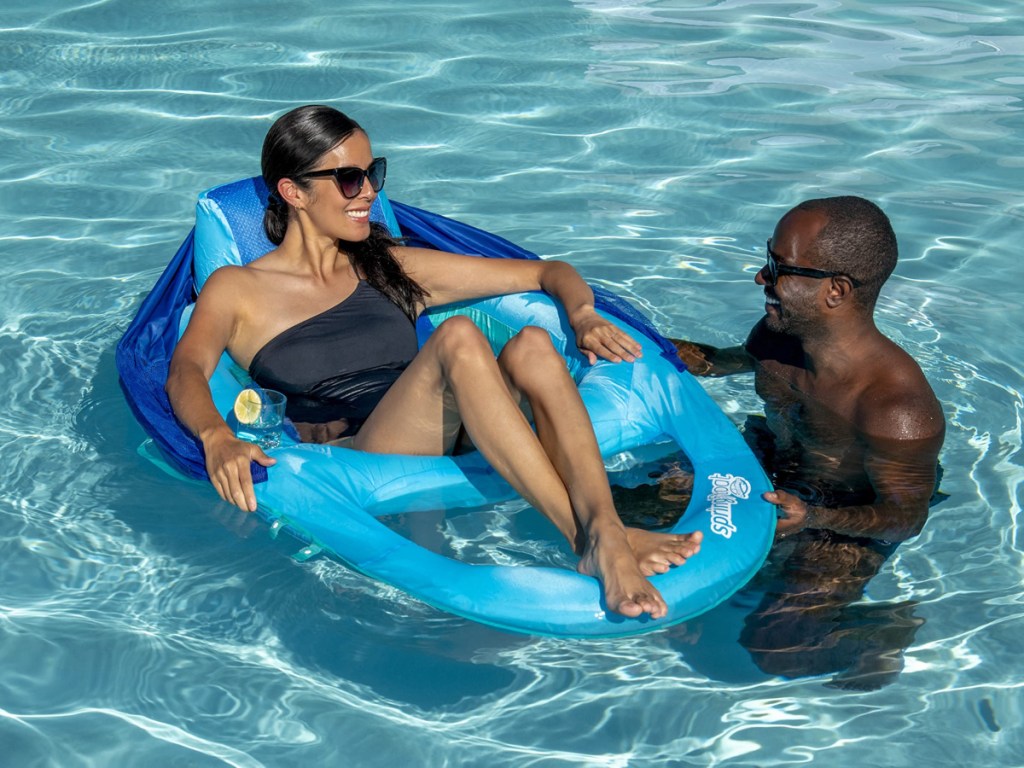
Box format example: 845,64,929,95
1,1,1021,765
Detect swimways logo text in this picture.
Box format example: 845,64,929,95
707,473,751,539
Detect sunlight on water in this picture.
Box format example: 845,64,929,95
1,0,1022,765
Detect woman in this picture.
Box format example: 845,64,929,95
167,105,701,619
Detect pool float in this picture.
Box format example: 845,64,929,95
117,176,776,638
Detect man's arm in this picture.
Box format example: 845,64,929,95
771,338,946,543
772,424,945,543
672,318,794,377
670,339,756,377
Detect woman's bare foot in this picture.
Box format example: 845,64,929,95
577,525,669,618
625,528,703,576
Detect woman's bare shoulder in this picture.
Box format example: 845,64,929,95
201,263,252,289
199,260,282,301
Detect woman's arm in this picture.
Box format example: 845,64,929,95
395,247,640,363
165,269,275,512
538,260,642,364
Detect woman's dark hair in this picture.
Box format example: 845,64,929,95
261,105,426,319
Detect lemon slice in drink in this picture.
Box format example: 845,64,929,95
233,388,263,425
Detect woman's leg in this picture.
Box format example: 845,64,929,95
353,316,688,618
354,316,580,544
496,327,702,578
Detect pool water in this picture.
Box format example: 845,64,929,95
2,1,1022,765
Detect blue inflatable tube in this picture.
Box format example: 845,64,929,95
117,176,776,638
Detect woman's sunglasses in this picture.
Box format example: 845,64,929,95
765,240,858,286
300,157,387,199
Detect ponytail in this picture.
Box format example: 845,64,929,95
263,191,289,245
346,224,428,322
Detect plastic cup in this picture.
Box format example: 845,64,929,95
234,389,287,450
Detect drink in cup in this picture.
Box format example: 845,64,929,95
233,388,287,450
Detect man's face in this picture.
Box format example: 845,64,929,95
756,208,830,335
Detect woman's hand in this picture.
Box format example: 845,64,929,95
203,430,276,512
571,308,643,364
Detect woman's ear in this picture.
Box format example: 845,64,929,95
277,177,304,208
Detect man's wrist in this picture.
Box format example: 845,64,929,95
804,504,823,531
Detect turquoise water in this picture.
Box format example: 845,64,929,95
2,0,1022,765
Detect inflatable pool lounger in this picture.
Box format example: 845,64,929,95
117,176,776,638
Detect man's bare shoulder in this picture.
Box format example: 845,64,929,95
857,342,944,442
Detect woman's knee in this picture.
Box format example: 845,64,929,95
500,326,566,383
428,315,493,368
503,325,556,359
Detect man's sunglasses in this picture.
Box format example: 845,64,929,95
765,240,858,285
300,157,387,199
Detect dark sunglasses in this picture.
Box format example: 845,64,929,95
765,240,858,286
300,157,387,199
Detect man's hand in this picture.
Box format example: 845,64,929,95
764,488,813,540
672,340,715,375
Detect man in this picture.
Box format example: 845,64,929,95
672,196,945,689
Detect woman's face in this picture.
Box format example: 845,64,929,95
300,130,377,243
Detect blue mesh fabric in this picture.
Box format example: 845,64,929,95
207,176,276,266
116,231,234,481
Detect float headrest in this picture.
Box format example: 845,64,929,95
191,175,401,292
